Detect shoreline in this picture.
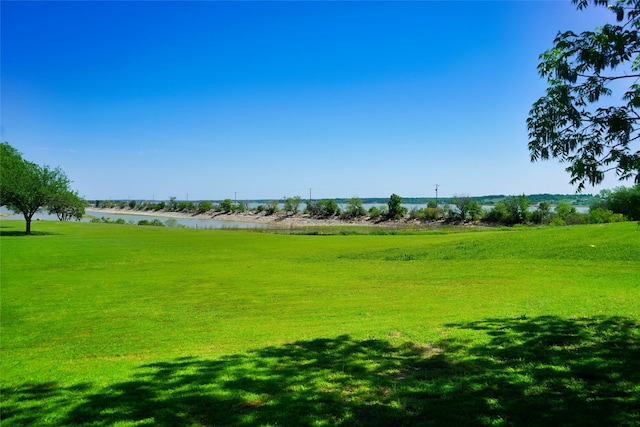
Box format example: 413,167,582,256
87,207,378,227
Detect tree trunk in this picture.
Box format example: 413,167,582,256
24,212,33,235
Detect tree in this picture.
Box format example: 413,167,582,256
264,200,280,215
197,200,213,213
48,189,85,221
345,196,366,218
219,199,234,213
484,195,531,225
467,200,484,221
387,194,407,220
452,195,482,221
531,201,552,224
505,194,532,224
0,142,76,234
527,0,640,191
283,196,302,214
594,184,640,219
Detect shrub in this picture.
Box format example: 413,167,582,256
164,218,185,228
284,196,302,214
588,208,615,224
219,199,234,213
306,200,340,218
593,185,640,221
264,200,279,215
197,200,213,213
531,201,552,224
368,205,387,220
484,202,510,225
387,194,407,220
138,219,165,227
233,201,247,213
345,197,366,219
484,196,531,226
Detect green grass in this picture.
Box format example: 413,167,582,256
1,220,639,426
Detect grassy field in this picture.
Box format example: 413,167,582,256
1,220,639,426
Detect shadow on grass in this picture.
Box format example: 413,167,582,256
2,316,638,426
0,229,59,237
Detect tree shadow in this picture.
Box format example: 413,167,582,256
2,316,638,426
0,229,59,236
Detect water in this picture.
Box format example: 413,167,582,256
0,207,267,229
0,203,591,229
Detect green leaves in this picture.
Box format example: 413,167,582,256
528,0,640,191
0,142,76,233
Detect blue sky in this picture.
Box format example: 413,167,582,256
1,1,620,200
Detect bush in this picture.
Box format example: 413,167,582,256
592,185,640,221
484,196,531,226
233,201,247,213
368,205,387,220
588,208,615,224
387,194,407,220
264,200,279,215
197,200,213,213
283,196,302,214
484,202,510,225
530,201,552,224
138,219,165,227
344,197,366,219
306,200,340,218
219,199,234,213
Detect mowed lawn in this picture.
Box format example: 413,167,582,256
1,220,639,426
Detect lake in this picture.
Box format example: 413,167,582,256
0,207,267,229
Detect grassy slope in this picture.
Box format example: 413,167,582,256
1,220,639,426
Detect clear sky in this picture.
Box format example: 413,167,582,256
1,1,622,201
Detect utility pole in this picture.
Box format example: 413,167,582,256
309,188,312,202
435,184,439,206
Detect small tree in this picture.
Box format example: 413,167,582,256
169,196,178,210
531,201,552,224
219,199,234,213
197,200,213,213
48,189,86,221
452,195,475,221
345,197,366,218
387,194,407,220
467,201,484,221
264,200,279,215
505,195,531,225
368,205,387,220
600,185,640,220
283,196,302,214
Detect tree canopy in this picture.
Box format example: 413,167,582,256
528,0,640,191
0,142,81,234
